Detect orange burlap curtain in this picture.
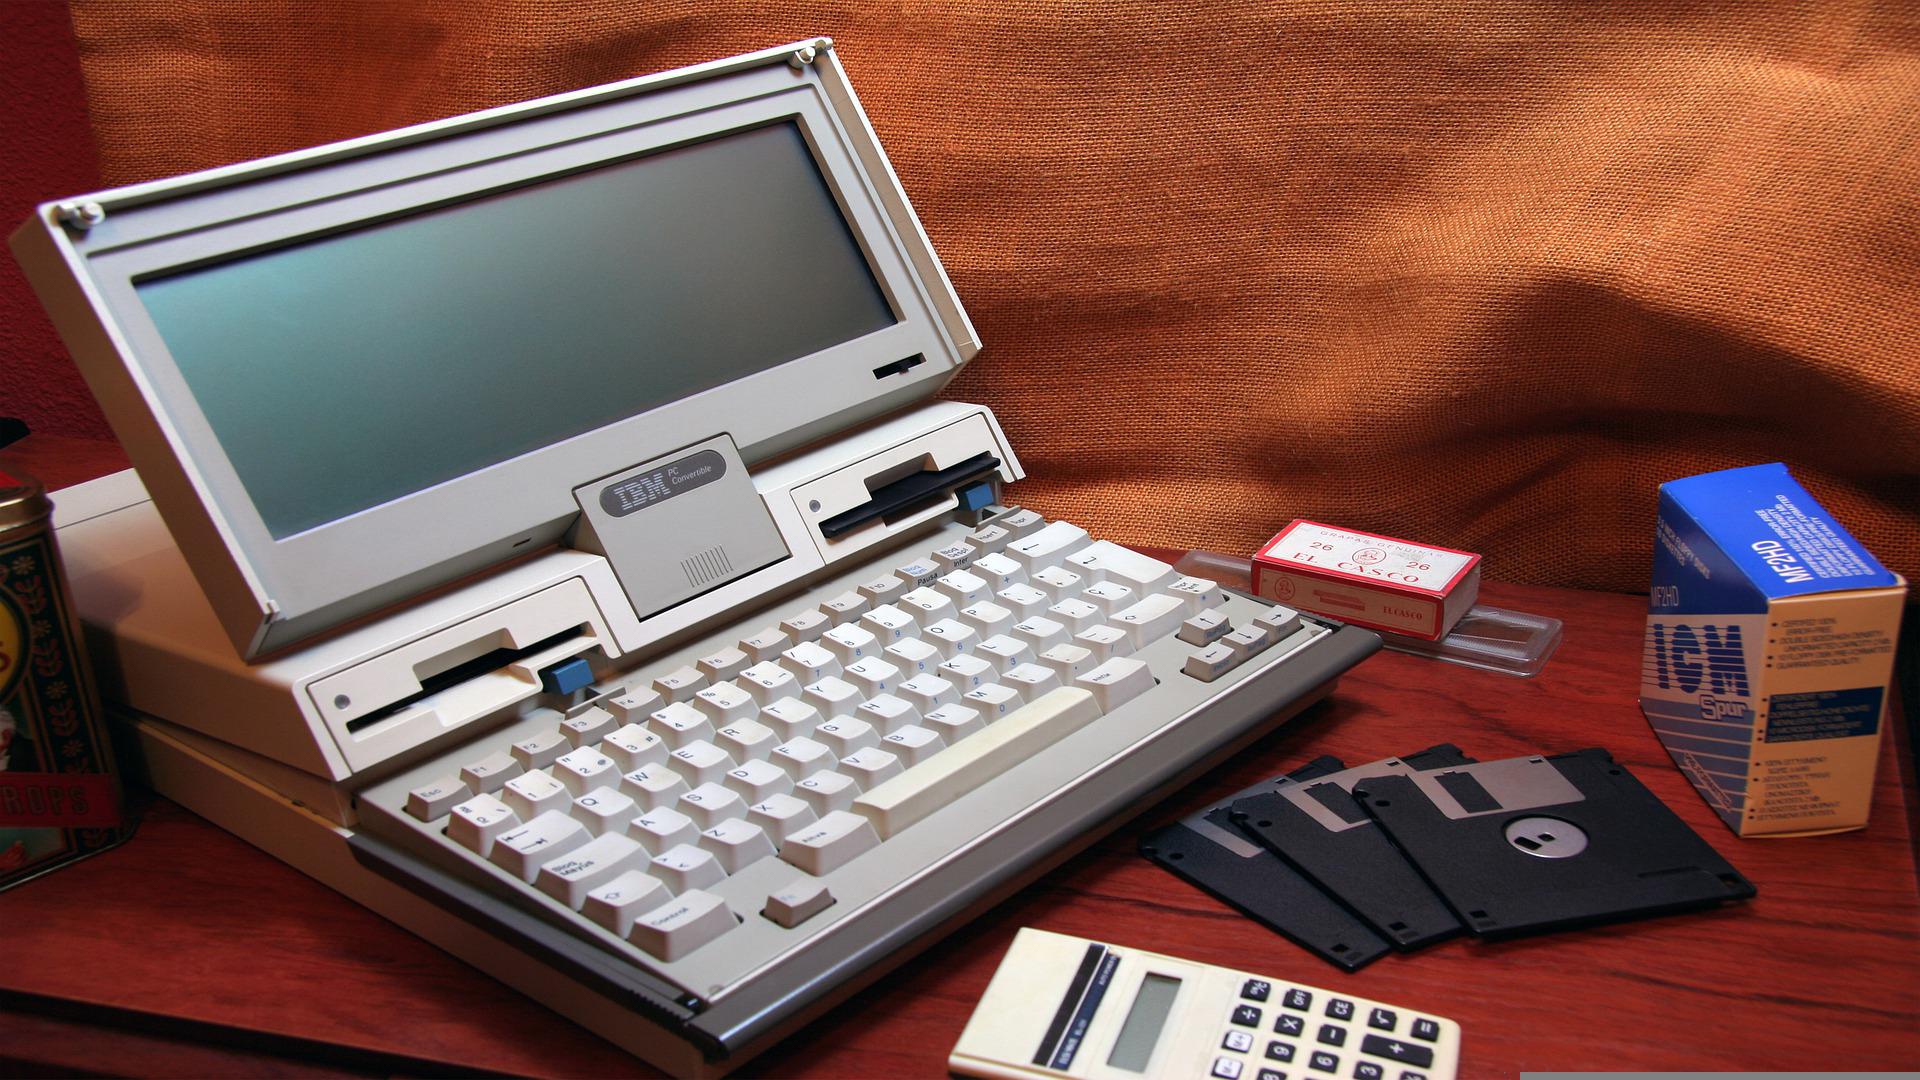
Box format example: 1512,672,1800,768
66,2,1920,594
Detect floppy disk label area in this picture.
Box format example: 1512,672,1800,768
1230,748,1473,953
1272,755,1471,831
1390,756,1586,819
1353,749,1755,939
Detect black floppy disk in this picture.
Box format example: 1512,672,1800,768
1352,747,1757,938
1140,756,1391,971
1229,745,1473,950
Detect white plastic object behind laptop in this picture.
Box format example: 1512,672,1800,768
1174,550,1562,677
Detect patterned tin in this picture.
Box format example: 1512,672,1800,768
0,463,129,891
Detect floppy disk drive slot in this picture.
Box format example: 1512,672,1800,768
790,410,1014,561
310,577,615,771
342,627,588,736
817,451,1001,538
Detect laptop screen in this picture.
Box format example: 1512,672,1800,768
136,120,895,539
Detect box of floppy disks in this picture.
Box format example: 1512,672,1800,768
1642,463,1905,837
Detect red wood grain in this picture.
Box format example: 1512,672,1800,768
1,440,1915,1077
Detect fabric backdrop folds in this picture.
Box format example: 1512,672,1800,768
65,1,1920,594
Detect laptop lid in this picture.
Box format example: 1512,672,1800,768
12,40,978,658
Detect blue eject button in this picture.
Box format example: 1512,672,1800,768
956,480,995,513
539,656,595,696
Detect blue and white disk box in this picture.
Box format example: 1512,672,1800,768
1641,463,1905,837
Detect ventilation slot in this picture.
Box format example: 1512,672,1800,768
683,545,734,588
872,353,925,379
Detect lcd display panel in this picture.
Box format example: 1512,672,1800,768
136,121,896,539
1106,973,1182,1072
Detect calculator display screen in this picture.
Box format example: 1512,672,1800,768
1106,973,1182,1072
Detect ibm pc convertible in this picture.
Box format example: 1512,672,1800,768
12,40,1378,1075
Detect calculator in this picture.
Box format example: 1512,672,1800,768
951,929,1460,1080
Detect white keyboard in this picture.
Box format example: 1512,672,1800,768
353,507,1378,1057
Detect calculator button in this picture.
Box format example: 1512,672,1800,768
1210,1057,1244,1080
1265,1040,1295,1062
1326,998,1354,1021
1283,989,1312,1011
1317,1023,1345,1047
1308,1050,1338,1073
1274,1014,1305,1037
1231,1004,1262,1027
1369,1008,1397,1031
1355,1063,1384,1079
1402,1073,1427,1080
1410,1019,1440,1042
1240,978,1271,1002
1223,1030,1255,1053
1360,1035,1434,1069
1255,1073,1283,1080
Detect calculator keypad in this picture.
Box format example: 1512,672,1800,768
1209,985,1454,1080
1360,1035,1435,1069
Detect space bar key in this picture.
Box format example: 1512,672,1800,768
852,688,1103,839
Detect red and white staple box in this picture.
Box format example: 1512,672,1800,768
1252,521,1481,641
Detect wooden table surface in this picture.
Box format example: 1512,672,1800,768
2,435,1916,1078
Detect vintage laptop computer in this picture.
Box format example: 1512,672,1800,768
12,39,1379,1076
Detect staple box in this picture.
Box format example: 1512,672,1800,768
1252,520,1480,641
1641,463,1905,837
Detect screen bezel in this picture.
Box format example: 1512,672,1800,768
70,60,966,631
